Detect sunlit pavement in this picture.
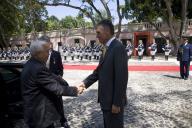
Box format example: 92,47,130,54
5,56,192,128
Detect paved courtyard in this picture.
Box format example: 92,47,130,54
62,70,192,128
9,57,192,128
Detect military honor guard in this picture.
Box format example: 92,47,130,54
148,40,157,61
135,40,144,61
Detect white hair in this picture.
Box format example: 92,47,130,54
30,39,49,56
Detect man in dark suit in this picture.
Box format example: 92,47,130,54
79,19,128,128
39,36,68,128
21,39,83,128
47,42,63,76
177,36,192,80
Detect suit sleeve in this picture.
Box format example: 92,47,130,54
52,73,69,86
113,45,128,107
83,67,99,88
36,67,77,96
190,44,192,61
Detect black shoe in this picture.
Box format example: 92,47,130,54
184,77,188,80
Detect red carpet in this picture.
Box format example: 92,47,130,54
64,64,192,71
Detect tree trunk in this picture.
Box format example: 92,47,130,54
116,0,122,38
88,1,103,20
164,0,179,55
179,0,188,37
0,24,8,48
100,0,112,20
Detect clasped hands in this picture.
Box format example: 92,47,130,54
75,83,121,114
76,82,86,95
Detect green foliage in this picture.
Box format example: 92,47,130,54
126,0,192,22
0,0,48,47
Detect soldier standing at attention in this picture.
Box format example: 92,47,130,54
135,40,144,61
148,40,157,61
177,36,192,80
162,40,172,61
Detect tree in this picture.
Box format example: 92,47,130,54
0,0,48,48
38,0,128,38
46,16,60,30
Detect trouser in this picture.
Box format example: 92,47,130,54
180,61,190,78
56,96,68,127
138,55,142,60
165,55,168,60
102,108,124,128
85,55,88,59
151,55,155,60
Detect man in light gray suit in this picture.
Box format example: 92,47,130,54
79,19,128,128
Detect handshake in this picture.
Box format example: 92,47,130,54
76,82,86,95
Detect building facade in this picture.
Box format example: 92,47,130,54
10,19,192,56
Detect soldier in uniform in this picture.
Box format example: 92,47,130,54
125,41,133,60
70,47,75,60
135,40,144,61
162,40,172,60
2,48,7,60
93,48,96,60
12,46,19,60
177,36,192,80
76,49,79,59
148,40,157,61
85,47,88,59
7,47,12,60
96,49,100,60
63,49,67,60
88,48,92,60
20,48,25,60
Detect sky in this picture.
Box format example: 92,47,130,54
46,0,128,25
